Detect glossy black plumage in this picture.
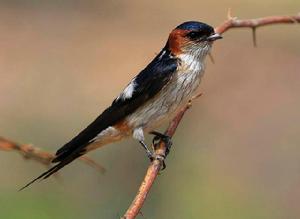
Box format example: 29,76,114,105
54,47,177,162
176,21,215,41
19,47,178,190
176,21,214,33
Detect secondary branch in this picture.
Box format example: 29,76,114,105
121,12,300,219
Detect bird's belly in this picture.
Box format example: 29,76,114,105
126,68,204,131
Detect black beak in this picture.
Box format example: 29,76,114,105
206,33,222,41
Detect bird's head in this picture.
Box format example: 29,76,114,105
167,21,222,56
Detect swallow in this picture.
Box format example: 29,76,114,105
20,21,222,190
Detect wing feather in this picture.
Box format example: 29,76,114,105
53,48,178,162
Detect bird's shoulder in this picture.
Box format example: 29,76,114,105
113,48,178,105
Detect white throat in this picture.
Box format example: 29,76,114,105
178,43,211,72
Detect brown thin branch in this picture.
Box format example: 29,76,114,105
122,12,300,219
122,94,201,219
0,137,105,173
215,12,300,34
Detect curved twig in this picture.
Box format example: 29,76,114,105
0,137,105,173
121,99,196,219
121,12,300,219
216,12,300,34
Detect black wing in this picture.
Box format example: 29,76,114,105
19,48,178,190
54,48,178,162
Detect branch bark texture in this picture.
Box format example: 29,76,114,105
0,137,105,173
121,12,300,219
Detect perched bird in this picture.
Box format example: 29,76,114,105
20,21,221,190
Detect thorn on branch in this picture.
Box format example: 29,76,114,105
227,8,238,21
252,27,257,47
227,8,232,20
208,52,215,64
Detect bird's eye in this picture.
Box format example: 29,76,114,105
186,31,202,40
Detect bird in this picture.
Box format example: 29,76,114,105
20,21,222,190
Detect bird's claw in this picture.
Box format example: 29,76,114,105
150,131,172,156
150,131,172,171
146,150,154,161
140,131,172,170
149,153,166,170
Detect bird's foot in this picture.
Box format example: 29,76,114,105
149,131,172,170
139,142,166,170
150,153,166,170
150,131,173,157
139,131,172,170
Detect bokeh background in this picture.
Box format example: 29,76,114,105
1,0,300,218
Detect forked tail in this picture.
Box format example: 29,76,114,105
19,148,84,191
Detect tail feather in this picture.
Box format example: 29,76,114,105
19,150,84,191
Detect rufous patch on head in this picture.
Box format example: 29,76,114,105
167,29,189,55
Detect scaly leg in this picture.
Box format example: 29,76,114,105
139,140,154,161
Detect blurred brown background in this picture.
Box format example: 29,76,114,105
0,0,300,218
